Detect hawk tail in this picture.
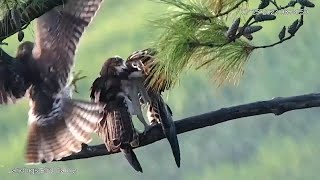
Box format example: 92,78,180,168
25,122,41,164
121,146,143,173
25,99,104,164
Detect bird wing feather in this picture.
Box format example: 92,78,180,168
25,98,104,164
127,49,180,167
0,48,29,104
33,0,103,94
23,0,104,164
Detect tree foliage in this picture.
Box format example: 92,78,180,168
0,0,64,42
148,0,315,91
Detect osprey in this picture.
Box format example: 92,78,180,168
90,56,143,172
0,0,104,163
126,48,181,167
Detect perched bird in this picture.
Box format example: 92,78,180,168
0,0,104,163
126,48,181,167
90,56,143,172
124,58,152,132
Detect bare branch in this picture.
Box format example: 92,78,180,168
51,92,320,162
0,0,64,42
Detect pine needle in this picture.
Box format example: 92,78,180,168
148,0,253,91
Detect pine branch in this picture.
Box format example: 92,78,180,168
0,0,64,42
49,92,320,162
148,0,316,92
252,6,305,50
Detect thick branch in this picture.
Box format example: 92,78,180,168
55,92,320,162
0,0,64,42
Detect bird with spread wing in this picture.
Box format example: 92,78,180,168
0,0,104,164
126,48,181,168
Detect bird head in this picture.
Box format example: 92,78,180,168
16,41,34,61
100,56,127,77
126,49,157,78
125,59,149,78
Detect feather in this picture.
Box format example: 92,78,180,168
127,48,181,167
0,48,30,104
121,146,143,173
33,0,103,94
91,69,143,172
25,98,104,164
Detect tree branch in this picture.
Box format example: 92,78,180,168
54,92,320,162
0,0,64,42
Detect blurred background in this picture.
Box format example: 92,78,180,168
0,0,319,179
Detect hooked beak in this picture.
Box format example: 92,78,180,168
134,61,149,75
135,65,142,71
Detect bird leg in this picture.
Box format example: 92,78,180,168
134,78,151,104
142,114,160,135
124,95,150,134
128,81,154,132
71,70,87,93
143,102,163,135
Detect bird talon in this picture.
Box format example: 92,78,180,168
71,71,87,93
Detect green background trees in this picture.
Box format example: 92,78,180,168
0,0,319,179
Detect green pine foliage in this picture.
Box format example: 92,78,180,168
0,0,63,42
148,0,252,91
0,0,45,16
207,0,246,15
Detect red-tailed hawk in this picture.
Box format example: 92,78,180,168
0,0,105,164
90,56,143,172
126,48,181,167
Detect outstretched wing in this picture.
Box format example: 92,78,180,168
25,0,104,164
0,48,30,104
33,0,103,94
26,98,105,164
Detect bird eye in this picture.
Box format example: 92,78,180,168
132,63,138,68
132,62,142,71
